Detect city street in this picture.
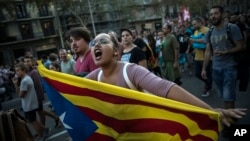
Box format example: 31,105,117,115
1,70,250,141
1,1,249,140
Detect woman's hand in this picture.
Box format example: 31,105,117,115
214,108,247,126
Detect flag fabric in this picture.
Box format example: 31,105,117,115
38,62,221,141
40,78,97,141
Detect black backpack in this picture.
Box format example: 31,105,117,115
207,23,235,50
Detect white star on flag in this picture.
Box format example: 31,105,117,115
60,112,73,129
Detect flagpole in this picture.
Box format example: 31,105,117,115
87,0,96,37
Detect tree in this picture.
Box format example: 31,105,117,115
55,0,88,28
0,0,15,18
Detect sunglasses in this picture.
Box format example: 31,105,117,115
89,38,111,47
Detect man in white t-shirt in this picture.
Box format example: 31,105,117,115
13,63,49,139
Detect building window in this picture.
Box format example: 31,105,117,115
110,13,118,20
0,24,17,43
38,4,49,17
19,22,34,40
15,2,28,19
0,24,7,43
66,16,76,25
155,22,162,31
145,7,155,19
96,14,103,22
0,10,5,21
13,48,25,59
41,20,55,36
83,15,90,23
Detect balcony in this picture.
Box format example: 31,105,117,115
0,18,56,45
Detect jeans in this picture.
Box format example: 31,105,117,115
194,60,213,91
213,67,237,101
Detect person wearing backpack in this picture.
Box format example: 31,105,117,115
201,5,245,137
189,17,213,97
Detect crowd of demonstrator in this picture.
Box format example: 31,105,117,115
0,5,250,140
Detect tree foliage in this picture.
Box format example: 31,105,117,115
0,0,15,18
55,0,89,28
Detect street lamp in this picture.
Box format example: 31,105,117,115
51,3,65,48
87,0,96,36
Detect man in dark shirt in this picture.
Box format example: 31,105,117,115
176,24,193,75
130,28,147,52
24,56,60,128
230,12,249,91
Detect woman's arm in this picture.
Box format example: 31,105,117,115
129,64,247,126
166,85,212,109
166,85,247,126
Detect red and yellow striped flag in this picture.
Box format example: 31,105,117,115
38,62,221,141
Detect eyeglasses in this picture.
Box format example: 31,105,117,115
89,38,111,47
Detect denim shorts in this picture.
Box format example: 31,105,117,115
212,67,237,101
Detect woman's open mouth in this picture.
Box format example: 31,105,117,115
94,49,102,60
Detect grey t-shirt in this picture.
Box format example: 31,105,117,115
206,23,243,69
61,58,76,75
86,63,175,97
20,75,38,112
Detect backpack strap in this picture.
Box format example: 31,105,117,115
207,26,214,46
209,23,235,46
97,70,102,82
208,23,235,50
226,23,235,46
123,63,151,94
123,63,137,90
207,26,214,54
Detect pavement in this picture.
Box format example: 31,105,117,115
1,69,250,141
181,70,250,141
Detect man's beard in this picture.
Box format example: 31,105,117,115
211,17,223,26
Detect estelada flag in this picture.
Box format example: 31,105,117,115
37,62,221,141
